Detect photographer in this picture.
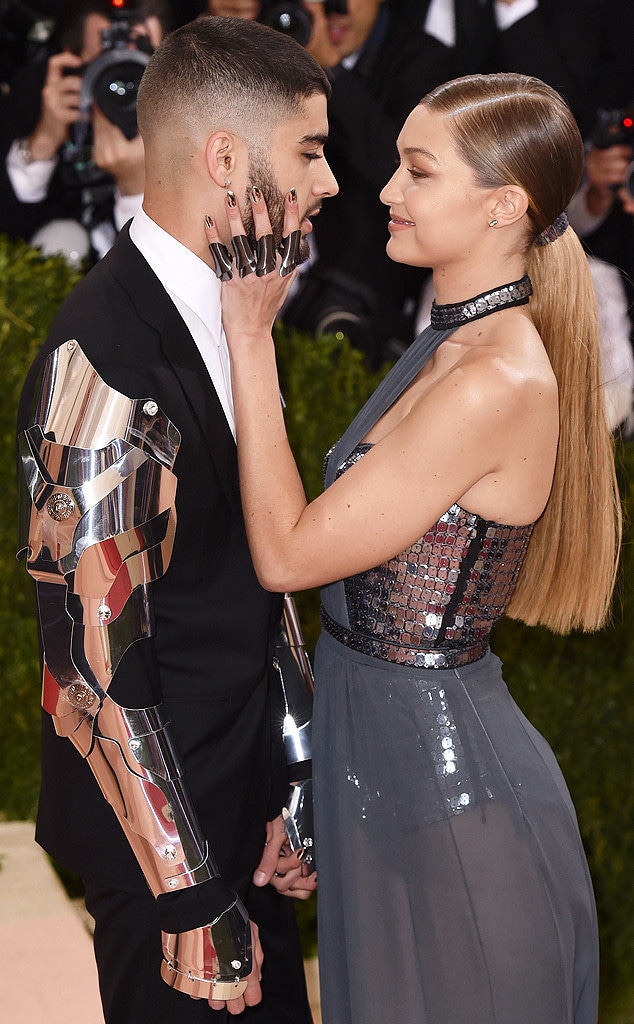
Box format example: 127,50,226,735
567,109,634,355
277,0,453,366
0,0,169,261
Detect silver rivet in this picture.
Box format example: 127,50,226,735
168,878,178,888
67,682,97,709
164,845,177,860
143,400,159,417
46,492,75,521
231,960,242,970
97,604,111,621
66,339,77,351
129,738,141,751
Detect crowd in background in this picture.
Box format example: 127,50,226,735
1,0,633,428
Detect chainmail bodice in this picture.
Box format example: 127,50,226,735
321,444,533,668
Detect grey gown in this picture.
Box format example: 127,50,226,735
312,325,599,1024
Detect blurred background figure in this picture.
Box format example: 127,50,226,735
387,0,600,135
566,2,634,385
277,0,454,366
0,0,170,263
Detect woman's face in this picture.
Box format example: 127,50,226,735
380,105,495,270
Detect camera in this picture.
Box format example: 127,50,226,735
68,0,153,144
624,162,634,202
281,264,377,353
591,108,634,150
259,0,348,49
591,107,634,201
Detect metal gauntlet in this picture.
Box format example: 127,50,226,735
273,594,316,872
18,340,250,998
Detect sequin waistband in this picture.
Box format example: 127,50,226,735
321,608,488,669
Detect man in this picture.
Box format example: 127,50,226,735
16,15,336,1023
281,0,453,366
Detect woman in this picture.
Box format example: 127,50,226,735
205,73,621,1024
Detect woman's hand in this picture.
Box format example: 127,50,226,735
204,186,300,349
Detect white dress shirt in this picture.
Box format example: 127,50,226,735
129,206,235,437
424,0,538,47
6,138,143,258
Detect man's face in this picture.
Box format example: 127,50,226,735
207,0,261,16
242,92,338,263
323,0,383,60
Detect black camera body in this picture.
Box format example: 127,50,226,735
259,0,348,48
68,0,153,142
591,108,634,150
591,108,634,201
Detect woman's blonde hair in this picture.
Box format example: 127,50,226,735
421,73,622,633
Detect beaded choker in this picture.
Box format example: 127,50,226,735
430,274,533,330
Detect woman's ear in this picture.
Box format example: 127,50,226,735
488,185,529,227
205,131,237,187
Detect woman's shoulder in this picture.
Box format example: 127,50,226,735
454,311,556,399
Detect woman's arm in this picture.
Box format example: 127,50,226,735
209,192,552,593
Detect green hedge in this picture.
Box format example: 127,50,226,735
1,235,633,1013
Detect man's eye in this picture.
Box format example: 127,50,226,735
303,152,322,161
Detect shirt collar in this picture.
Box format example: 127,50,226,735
129,206,222,335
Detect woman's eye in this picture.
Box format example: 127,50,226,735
408,168,429,179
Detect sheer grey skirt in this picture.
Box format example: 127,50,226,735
312,634,599,1024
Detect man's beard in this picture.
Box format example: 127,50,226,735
244,151,311,265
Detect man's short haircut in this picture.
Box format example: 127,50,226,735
137,16,331,146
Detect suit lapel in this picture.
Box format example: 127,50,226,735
110,228,242,513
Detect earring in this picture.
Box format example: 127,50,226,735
223,178,231,188
489,219,498,227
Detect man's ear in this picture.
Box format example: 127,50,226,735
205,131,238,187
488,185,529,228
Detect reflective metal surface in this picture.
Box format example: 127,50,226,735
275,594,316,872
161,897,252,998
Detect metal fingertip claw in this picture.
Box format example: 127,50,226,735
278,229,301,277
209,241,233,281
255,234,276,276
231,235,257,277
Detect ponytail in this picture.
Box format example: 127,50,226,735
507,227,621,632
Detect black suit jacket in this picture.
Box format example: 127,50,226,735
389,0,601,135
18,226,288,904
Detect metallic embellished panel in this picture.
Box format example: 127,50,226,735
325,444,533,668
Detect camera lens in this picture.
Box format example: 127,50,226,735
315,309,368,347
79,47,150,140
93,59,145,139
260,3,313,47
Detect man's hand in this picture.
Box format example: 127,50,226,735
91,107,146,194
585,143,634,218
28,51,84,161
253,815,317,900
208,922,264,1014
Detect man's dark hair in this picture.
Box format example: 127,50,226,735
137,15,331,145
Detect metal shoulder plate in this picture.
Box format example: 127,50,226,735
18,339,180,729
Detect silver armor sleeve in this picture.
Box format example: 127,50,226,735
274,593,316,873
18,340,251,999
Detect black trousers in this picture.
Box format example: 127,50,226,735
84,881,313,1024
